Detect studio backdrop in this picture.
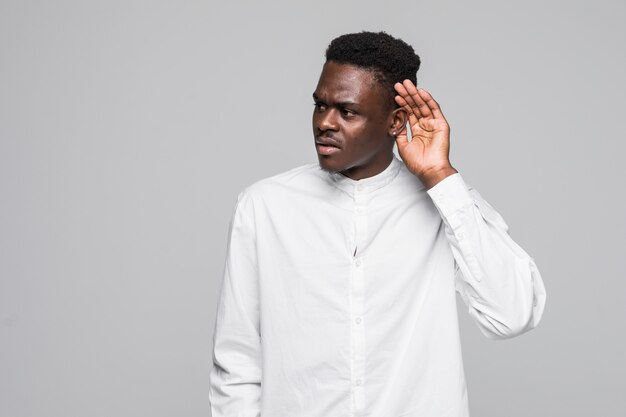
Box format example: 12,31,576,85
1,1,625,416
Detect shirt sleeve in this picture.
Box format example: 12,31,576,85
209,192,262,416
426,173,547,340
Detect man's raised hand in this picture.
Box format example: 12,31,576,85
394,80,458,189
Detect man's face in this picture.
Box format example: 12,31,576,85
312,61,395,180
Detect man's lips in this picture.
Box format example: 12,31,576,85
315,136,341,156
315,136,341,147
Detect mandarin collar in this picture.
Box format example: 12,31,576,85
326,155,403,196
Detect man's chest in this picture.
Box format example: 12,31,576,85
252,190,444,276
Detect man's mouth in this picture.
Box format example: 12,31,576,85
315,137,341,156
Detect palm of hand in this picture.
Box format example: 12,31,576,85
394,81,453,178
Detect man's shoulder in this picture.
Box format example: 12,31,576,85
237,163,327,203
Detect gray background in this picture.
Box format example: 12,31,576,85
1,0,624,416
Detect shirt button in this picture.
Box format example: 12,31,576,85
355,207,363,214
356,184,363,191
355,379,363,386
355,259,362,267
355,317,362,324
457,232,464,240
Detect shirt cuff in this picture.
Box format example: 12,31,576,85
426,173,474,218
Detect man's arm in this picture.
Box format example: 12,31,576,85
427,173,546,339
209,193,262,416
394,80,546,339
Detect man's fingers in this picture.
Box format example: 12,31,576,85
394,94,408,108
395,96,416,121
394,82,424,118
394,84,413,114
394,82,409,97
396,81,447,124
398,82,425,118
402,80,432,119
406,111,419,128
416,89,446,121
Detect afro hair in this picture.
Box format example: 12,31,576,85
325,31,421,108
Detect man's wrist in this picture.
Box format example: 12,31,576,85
418,165,458,189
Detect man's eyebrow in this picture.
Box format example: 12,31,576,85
312,93,357,107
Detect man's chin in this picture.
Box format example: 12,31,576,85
318,163,338,174
317,157,343,174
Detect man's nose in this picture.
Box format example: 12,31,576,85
317,108,339,132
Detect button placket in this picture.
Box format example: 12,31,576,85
351,185,367,415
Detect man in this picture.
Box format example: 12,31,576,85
209,31,546,417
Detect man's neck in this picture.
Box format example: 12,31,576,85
338,153,394,181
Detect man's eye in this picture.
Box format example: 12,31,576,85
313,102,326,111
342,108,355,116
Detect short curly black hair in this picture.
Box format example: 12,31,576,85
325,31,421,109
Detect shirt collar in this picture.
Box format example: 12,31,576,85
326,155,403,196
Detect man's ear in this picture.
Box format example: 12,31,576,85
389,107,408,136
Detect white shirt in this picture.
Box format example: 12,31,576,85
209,156,546,417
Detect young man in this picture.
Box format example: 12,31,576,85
209,31,546,417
